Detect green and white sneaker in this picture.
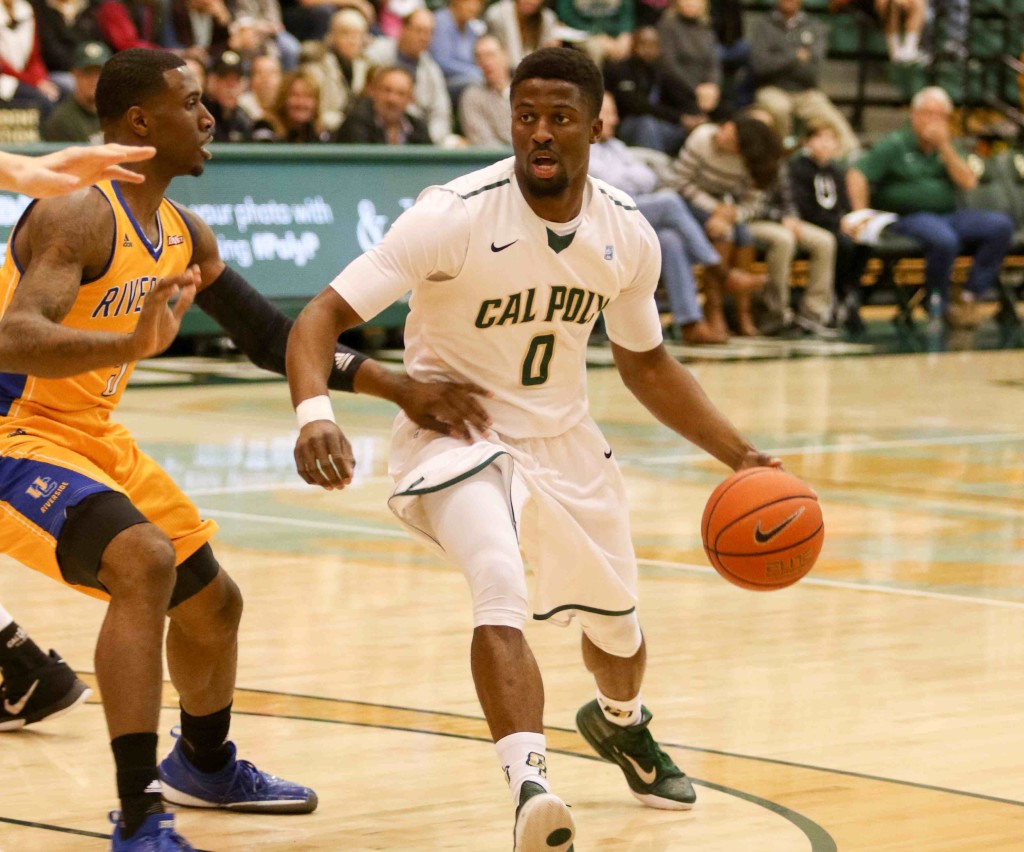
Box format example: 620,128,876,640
576,699,696,810
513,781,574,852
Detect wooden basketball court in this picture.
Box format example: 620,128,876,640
2,346,1023,851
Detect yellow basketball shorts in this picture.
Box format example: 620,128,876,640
0,415,217,600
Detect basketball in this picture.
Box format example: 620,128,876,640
701,468,824,591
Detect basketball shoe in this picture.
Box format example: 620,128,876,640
159,729,318,813
513,781,574,852
576,700,696,809
0,650,92,731
110,811,195,851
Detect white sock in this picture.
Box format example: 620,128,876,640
887,33,901,60
0,603,13,632
495,732,549,802
904,31,920,57
597,689,643,727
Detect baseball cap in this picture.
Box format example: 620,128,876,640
210,50,245,77
73,41,112,70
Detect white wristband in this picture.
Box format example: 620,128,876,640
295,395,335,429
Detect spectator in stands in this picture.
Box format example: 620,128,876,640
202,50,254,142
228,16,272,65
336,65,432,144
366,8,456,145
878,0,927,64
1,0,61,123
41,39,107,143
635,0,667,29
673,111,781,336
240,52,282,122
590,92,729,344
933,0,969,61
710,0,751,106
553,0,632,63
657,0,725,131
253,67,334,142
747,159,838,338
279,0,334,42
303,8,370,133
430,0,485,108
166,0,232,57
233,0,300,68
30,0,103,91
96,0,158,52
750,0,860,156
847,86,1015,329
790,119,869,332
483,0,560,71
603,25,686,155
458,34,511,147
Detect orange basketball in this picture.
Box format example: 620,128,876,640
701,468,823,591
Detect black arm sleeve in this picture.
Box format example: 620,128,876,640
194,266,368,393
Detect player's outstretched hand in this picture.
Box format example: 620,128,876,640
736,450,783,471
395,378,492,441
294,421,355,490
130,266,199,360
4,145,156,198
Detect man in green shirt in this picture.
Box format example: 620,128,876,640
846,86,1013,327
41,41,109,144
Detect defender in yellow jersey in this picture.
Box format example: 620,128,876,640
0,48,488,851
0,116,158,737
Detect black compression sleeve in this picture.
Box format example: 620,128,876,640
195,266,368,392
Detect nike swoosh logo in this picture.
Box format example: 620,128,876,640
621,753,658,785
3,679,39,715
603,449,613,458
491,240,518,252
754,507,805,544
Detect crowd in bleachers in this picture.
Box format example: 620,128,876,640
0,0,1018,341
0,0,984,147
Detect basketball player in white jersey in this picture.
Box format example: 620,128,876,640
286,47,779,851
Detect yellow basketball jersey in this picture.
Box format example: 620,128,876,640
0,181,194,430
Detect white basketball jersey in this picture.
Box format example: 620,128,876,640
330,157,663,438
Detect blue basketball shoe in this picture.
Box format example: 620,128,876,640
109,811,195,851
159,729,318,813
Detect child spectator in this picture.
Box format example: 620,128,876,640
789,119,870,332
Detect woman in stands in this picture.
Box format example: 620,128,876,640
673,109,782,337
252,69,333,143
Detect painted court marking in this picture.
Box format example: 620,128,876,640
197,508,1024,611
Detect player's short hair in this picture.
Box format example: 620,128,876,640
511,47,604,119
96,48,186,126
735,110,784,190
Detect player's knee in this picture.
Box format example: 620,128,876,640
205,571,243,639
167,546,240,640
99,524,177,608
464,548,529,629
579,611,643,658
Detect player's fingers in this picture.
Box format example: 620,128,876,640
442,403,485,440
446,386,492,431
101,166,147,184
450,381,493,399
100,144,156,163
172,284,197,320
311,432,351,489
293,443,321,486
419,415,457,438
